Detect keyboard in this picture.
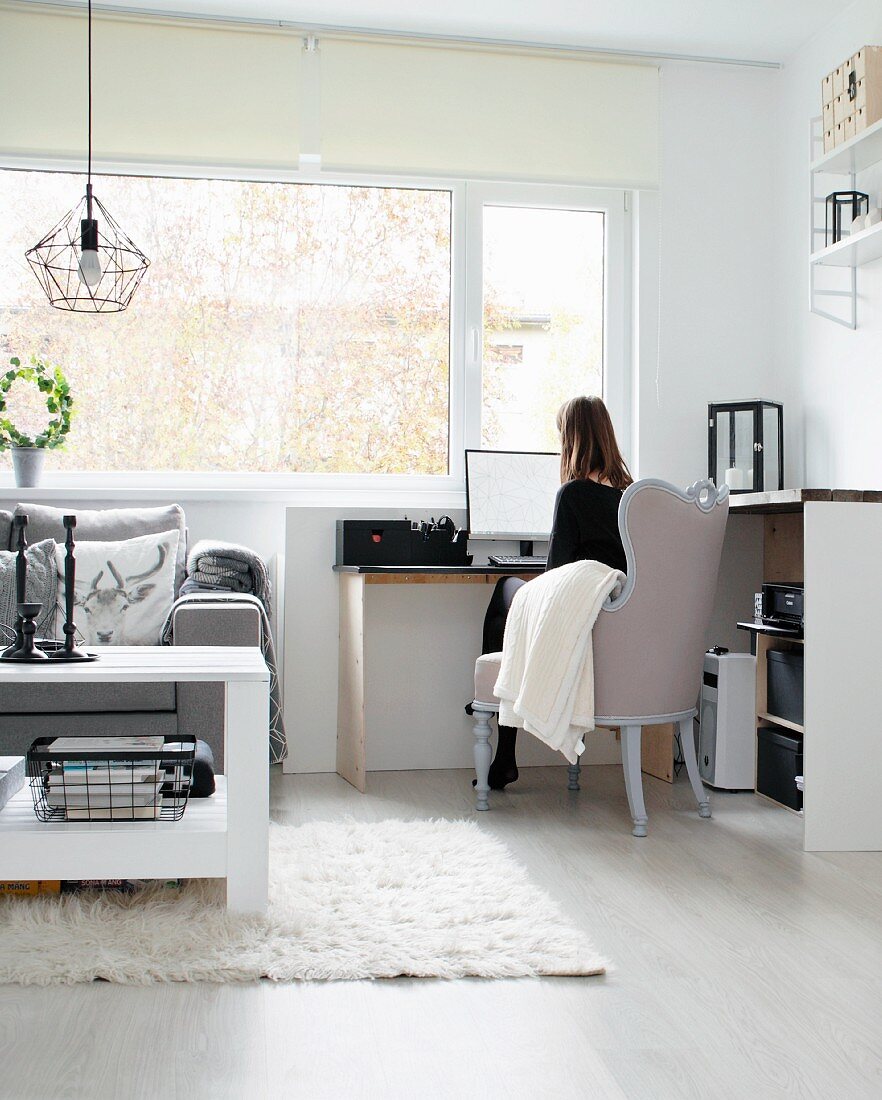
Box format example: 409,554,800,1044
488,555,547,567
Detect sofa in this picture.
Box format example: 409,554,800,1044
0,503,264,770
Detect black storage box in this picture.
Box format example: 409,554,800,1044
757,726,803,811
336,520,414,566
766,649,804,726
336,519,472,567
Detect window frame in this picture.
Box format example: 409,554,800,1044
0,156,632,493
462,181,631,479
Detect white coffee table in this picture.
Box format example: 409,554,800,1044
0,646,270,914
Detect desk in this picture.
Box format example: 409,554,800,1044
334,565,542,790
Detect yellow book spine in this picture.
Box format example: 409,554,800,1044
0,880,62,896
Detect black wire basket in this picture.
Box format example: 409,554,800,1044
27,736,196,822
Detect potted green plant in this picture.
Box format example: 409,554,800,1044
0,356,74,487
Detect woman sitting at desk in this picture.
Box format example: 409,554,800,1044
475,394,632,790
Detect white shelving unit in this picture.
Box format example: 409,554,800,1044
810,116,882,328
810,220,882,267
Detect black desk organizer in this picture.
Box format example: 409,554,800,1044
1,513,97,663
27,735,196,822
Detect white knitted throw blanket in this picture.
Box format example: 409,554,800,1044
495,560,625,764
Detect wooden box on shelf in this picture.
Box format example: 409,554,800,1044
822,47,882,148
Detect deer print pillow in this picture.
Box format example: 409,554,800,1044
56,529,180,646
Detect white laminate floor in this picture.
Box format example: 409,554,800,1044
2,765,881,1100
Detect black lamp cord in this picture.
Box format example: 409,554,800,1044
86,0,93,218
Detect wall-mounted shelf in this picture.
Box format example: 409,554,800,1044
810,220,882,267
811,117,882,176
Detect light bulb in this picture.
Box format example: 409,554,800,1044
78,248,102,287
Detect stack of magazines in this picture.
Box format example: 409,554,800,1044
43,736,167,821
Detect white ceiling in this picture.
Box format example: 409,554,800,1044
81,0,841,64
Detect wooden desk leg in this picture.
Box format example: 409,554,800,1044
225,678,270,915
337,572,366,792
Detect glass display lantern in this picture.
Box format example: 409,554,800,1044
708,401,783,494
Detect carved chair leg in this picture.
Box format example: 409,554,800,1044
567,761,581,791
472,708,494,811
679,717,711,819
621,724,648,837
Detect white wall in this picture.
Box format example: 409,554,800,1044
636,61,781,487
776,0,882,488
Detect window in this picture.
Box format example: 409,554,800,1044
0,171,452,475
0,170,630,482
481,205,605,453
464,183,629,474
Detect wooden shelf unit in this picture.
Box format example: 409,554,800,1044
733,497,806,812
728,490,882,847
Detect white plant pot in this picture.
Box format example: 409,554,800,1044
11,447,46,488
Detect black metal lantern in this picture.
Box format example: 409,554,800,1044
708,401,783,495
24,0,149,312
825,191,869,246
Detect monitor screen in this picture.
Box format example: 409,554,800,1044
465,449,560,540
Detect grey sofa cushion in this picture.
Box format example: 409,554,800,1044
14,503,187,594
0,511,12,554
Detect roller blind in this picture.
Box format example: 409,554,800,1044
0,6,301,168
0,5,658,186
320,39,659,186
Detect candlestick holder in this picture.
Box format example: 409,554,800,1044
1,515,30,659
0,602,49,662
47,515,97,661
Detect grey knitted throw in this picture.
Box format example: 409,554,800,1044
0,539,58,645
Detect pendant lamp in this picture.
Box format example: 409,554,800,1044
25,0,149,313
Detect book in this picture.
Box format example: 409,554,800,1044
65,803,162,820
47,765,164,786
0,880,61,895
47,789,160,809
61,879,182,892
46,736,166,753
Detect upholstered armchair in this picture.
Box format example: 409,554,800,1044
471,479,730,836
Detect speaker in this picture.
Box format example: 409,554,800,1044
698,652,756,790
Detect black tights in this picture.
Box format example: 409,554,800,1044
481,576,526,788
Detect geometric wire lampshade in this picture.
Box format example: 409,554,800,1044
23,0,149,314
25,185,150,313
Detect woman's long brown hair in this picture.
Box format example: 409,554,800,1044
556,396,633,490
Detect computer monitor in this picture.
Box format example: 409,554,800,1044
465,449,560,547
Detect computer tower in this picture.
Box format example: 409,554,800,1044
698,652,757,790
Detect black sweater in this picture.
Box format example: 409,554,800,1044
545,479,626,574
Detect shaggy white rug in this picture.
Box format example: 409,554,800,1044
0,819,608,985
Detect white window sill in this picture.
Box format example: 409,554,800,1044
0,478,466,509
